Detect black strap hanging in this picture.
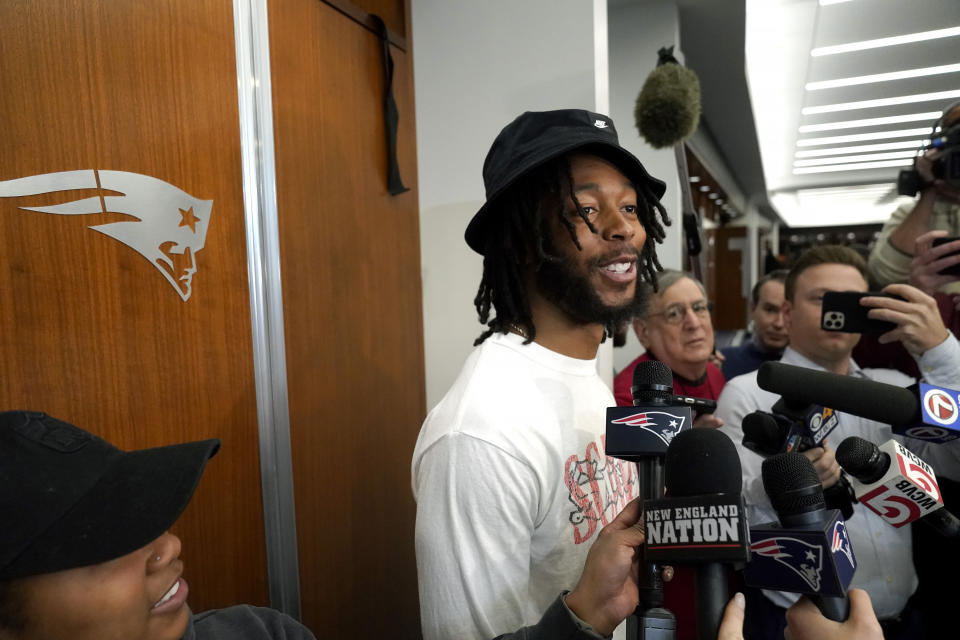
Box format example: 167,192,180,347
369,15,409,196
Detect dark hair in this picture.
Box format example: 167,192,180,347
751,269,788,306
472,154,669,345
784,246,866,302
0,579,27,635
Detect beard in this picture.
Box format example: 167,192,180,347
535,244,651,329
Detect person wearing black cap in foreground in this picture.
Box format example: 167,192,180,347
0,410,315,640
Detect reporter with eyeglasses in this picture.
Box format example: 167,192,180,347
614,269,726,428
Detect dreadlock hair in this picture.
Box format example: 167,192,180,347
473,152,670,345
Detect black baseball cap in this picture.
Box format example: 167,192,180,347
0,410,220,579
465,109,666,255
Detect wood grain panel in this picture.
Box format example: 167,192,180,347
0,0,268,612
706,226,748,331
269,0,424,635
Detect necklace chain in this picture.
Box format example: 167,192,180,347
508,322,528,338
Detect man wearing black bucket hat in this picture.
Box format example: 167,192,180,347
0,410,315,640
412,109,672,640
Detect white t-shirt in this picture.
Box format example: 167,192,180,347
412,332,638,640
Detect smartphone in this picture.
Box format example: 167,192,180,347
932,237,960,277
821,291,899,334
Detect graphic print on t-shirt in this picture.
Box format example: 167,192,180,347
565,436,638,543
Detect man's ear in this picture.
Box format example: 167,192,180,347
632,317,651,348
782,300,793,333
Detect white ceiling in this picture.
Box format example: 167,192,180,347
745,0,960,227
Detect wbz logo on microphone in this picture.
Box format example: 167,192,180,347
853,440,943,527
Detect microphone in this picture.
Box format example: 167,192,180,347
836,436,960,537
634,46,701,149
607,360,693,461
742,411,810,456
745,453,856,622
608,360,683,639
740,410,856,520
757,362,960,444
643,429,749,640
629,364,717,414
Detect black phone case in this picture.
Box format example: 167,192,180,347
821,291,898,334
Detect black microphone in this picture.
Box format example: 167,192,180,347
607,360,694,462
742,411,809,456
745,453,855,622
630,362,717,415
608,360,682,639
836,436,960,538
757,362,960,443
643,429,749,640
740,410,856,520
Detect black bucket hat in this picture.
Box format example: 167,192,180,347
465,109,666,255
0,410,220,579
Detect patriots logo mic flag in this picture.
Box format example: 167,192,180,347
611,410,686,446
606,405,692,459
0,170,212,301
750,536,824,591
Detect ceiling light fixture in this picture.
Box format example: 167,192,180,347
792,158,912,174
802,90,960,115
689,176,701,183
699,185,710,192
797,127,932,147
805,64,960,91
708,193,719,199
798,112,940,133
793,150,918,167
795,140,928,157
811,26,960,57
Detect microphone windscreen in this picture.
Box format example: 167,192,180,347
743,412,782,448
762,453,825,517
757,362,918,426
632,359,673,404
665,428,742,496
634,62,701,149
835,437,875,475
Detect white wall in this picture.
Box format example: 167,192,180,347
412,0,608,411
607,0,686,375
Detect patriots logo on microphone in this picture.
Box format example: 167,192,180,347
831,520,855,569
750,536,823,591
610,411,686,446
0,170,212,301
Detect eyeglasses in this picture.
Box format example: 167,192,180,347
649,300,712,325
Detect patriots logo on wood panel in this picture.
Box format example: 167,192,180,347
0,170,212,301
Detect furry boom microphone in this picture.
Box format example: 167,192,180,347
634,46,702,149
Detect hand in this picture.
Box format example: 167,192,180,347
917,150,960,205
716,592,745,640
802,444,841,489
694,412,724,429
565,498,646,636
861,283,950,355
909,230,960,295
784,589,883,640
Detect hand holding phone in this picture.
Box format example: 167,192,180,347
821,291,900,334
827,284,949,356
